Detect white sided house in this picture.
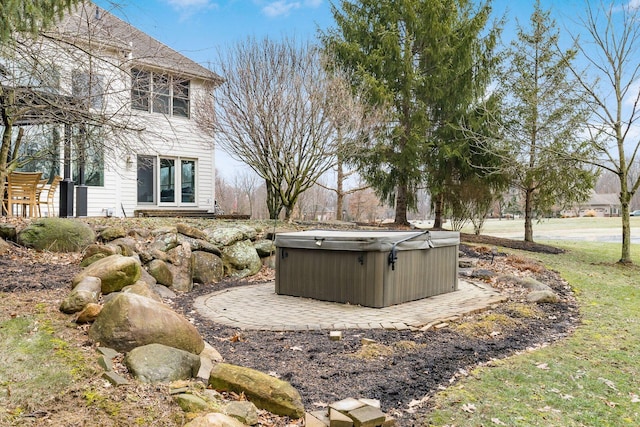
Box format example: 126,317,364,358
1,2,222,218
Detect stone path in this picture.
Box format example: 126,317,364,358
194,280,506,331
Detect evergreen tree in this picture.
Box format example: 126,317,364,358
0,0,80,41
497,1,595,242
322,0,498,225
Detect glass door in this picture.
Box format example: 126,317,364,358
181,160,196,204
137,155,156,204
159,158,175,204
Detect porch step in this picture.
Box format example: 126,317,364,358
133,209,250,219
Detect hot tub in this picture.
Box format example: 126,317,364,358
274,229,459,308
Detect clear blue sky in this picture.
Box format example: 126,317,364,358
91,0,635,178
92,0,596,69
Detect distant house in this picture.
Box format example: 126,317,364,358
562,192,621,217
1,2,223,217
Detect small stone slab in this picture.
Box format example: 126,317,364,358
329,331,343,341
347,405,386,427
329,398,365,413
97,346,119,359
360,338,376,346
306,412,330,427
102,371,129,386
97,355,113,372
329,408,354,427
357,398,380,408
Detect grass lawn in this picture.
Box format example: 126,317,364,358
424,240,640,426
461,216,640,235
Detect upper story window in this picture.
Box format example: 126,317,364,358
131,68,190,118
72,70,104,109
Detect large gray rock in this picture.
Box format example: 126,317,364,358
192,251,224,284
0,224,17,241
89,293,204,354
147,259,173,286
222,240,262,279
183,413,248,427
125,343,201,383
110,237,139,257
209,363,304,419
60,276,102,314
205,227,246,247
81,244,120,267
150,232,179,252
253,239,275,257
178,235,222,256
167,242,193,292
177,223,208,240
527,290,560,303
73,254,141,294
121,281,162,302
224,401,259,426
17,218,95,252
0,238,11,255
99,226,127,242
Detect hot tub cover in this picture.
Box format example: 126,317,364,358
274,229,459,252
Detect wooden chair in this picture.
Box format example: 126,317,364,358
5,172,42,217
38,175,62,217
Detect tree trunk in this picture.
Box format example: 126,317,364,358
619,169,632,263
394,183,409,225
524,188,534,242
265,181,281,220
335,155,345,221
0,110,14,213
433,192,445,229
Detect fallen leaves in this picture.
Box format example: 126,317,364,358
461,403,476,413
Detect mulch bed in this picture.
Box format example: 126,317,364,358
0,226,579,425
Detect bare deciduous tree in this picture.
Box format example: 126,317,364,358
568,3,640,263
208,37,335,220
319,66,388,220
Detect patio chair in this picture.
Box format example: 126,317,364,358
37,175,62,217
5,171,42,217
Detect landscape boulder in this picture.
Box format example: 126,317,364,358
208,363,304,419
192,251,224,284
89,292,204,354
81,244,120,267
60,276,102,314
125,343,201,383
527,290,560,303
0,224,17,241
166,242,193,292
99,226,127,242
205,227,246,247
222,240,262,279
147,259,173,286
224,401,259,426
177,223,208,240
121,281,162,302
17,218,95,252
150,231,179,252
73,254,141,294
253,239,275,257
0,238,12,255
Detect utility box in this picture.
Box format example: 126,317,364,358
274,230,459,308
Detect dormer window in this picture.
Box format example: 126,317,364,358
131,68,190,118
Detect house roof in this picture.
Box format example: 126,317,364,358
588,192,620,206
52,2,223,84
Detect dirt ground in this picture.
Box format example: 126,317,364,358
0,231,579,426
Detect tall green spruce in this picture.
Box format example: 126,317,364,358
322,0,499,225
497,1,595,242
0,0,80,41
